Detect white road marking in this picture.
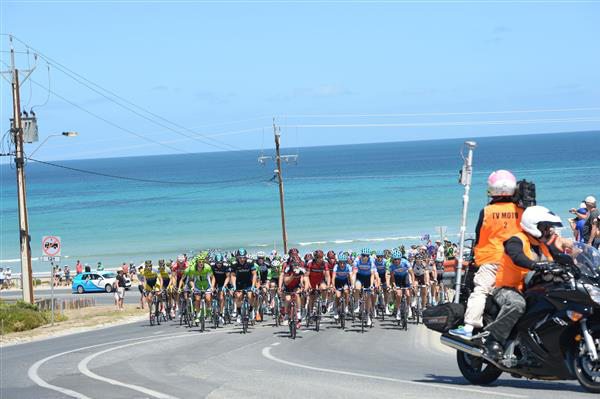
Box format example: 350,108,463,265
272,342,280,346
261,347,527,399
28,332,185,399
77,329,232,398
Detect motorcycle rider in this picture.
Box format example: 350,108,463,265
484,205,561,360
450,170,523,339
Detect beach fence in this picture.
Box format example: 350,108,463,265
35,297,96,317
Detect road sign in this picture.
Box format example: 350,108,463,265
41,256,60,262
42,236,61,257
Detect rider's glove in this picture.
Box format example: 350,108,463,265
534,262,555,273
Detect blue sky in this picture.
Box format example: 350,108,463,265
1,1,599,160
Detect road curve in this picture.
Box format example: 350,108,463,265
1,315,591,399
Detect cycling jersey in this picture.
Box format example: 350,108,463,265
267,261,283,281
333,263,351,280
210,262,231,288
172,261,187,280
142,268,160,289
232,260,256,290
390,259,411,288
374,259,388,276
307,259,328,286
158,267,171,285
282,263,305,291
255,259,271,283
353,258,375,276
412,254,427,277
183,263,213,291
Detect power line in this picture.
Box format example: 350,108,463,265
280,107,600,119
5,34,243,152
26,156,269,185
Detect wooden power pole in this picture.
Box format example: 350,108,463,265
273,119,288,254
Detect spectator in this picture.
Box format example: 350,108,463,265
568,207,588,242
84,263,91,273
75,260,83,275
97,262,104,271
136,266,145,309
582,196,599,248
122,262,129,276
5,267,12,288
115,270,126,310
64,265,71,286
0,268,5,289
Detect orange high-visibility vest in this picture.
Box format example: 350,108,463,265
474,202,523,266
495,232,553,292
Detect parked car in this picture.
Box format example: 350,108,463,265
72,271,119,294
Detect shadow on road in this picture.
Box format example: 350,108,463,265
417,374,586,393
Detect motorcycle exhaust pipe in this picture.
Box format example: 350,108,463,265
440,335,484,358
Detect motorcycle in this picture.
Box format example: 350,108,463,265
433,242,600,393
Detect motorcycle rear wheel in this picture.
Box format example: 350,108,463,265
456,351,502,385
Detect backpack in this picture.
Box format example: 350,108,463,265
422,302,465,333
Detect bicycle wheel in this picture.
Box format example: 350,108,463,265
274,295,280,327
155,298,161,326
289,302,296,339
200,301,205,332
149,300,155,326
315,299,321,332
187,300,195,328
361,301,365,333
242,302,248,334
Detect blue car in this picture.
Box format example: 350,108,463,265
72,271,118,294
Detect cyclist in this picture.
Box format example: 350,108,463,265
255,252,271,320
306,250,331,318
390,250,414,320
180,253,215,325
373,250,391,316
142,260,162,310
331,253,352,320
172,254,187,315
230,248,257,324
352,248,376,327
157,259,174,318
267,257,283,312
210,253,231,325
412,246,429,314
278,256,306,325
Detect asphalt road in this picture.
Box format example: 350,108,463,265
1,313,592,399
0,288,141,306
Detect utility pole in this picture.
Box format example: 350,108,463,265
273,119,288,254
2,36,36,303
454,141,476,303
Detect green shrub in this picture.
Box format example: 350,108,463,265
0,300,49,334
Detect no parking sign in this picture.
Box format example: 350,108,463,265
42,236,61,261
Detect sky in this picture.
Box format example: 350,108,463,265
0,0,599,161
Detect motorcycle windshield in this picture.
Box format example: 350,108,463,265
569,242,600,279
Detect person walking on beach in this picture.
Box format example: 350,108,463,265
64,266,71,286
450,170,523,340
115,270,126,310
582,196,599,248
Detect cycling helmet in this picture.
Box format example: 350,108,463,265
166,260,172,267
313,249,324,258
158,259,165,267
338,253,348,262
236,248,247,257
144,260,152,267
177,255,185,262
392,250,402,260
257,251,266,258
487,170,517,197
288,248,299,255
375,250,385,257
214,253,224,263
361,248,370,256
351,251,358,258
304,253,314,262
520,205,563,238
327,250,336,259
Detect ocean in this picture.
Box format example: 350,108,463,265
1,130,598,272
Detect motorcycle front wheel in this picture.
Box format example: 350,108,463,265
456,351,502,385
574,333,600,393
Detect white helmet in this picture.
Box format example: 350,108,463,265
520,205,563,238
256,251,266,258
487,170,517,197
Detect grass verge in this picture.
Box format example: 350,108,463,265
0,300,67,334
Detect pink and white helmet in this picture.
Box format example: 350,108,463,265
487,170,517,197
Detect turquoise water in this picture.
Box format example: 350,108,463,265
1,131,599,272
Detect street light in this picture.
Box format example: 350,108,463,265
28,131,78,157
